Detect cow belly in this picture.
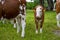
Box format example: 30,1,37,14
2,0,20,19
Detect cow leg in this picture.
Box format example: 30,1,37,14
1,17,5,24
40,20,43,33
35,20,38,34
16,18,20,33
57,20,60,27
21,15,26,37
53,3,56,11
13,19,16,28
56,13,60,27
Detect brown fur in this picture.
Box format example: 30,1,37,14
34,5,44,31
0,0,26,19
56,0,60,14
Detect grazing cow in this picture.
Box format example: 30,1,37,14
0,0,26,37
34,5,44,34
56,0,60,27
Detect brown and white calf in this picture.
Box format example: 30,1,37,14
0,0,26,37
56,0,60,27
34,5,44,34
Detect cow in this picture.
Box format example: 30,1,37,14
0,0,26,37
56,0,60,27
34,5,44,34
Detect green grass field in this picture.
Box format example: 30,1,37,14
0,10,60,40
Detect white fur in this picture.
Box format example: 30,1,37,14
1,17,5,24
53,0,56,11
2,1,5,5
53,3,56,11
36,30,38,34
57,20,60,27
15,5,26,37
40,28,42,33
10,20,14,24
56,13,60,20
53,0,55,2
0,0,5,5
16,18,20,33
19,5,23,10
56,13,60,27
19,0,20,1
36,6,42,17
14,23,16,28
1,17,3,21
21,15,26,37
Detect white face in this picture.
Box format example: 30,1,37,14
19,5,23,10
19,4,26,15
36,6,42,18
19,4,26,10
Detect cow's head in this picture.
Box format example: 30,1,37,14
19,0,26,15
35,5,44,18
19,3,26,15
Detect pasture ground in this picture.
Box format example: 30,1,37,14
0,10,60,40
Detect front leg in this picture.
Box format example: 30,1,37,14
13,19,16,28
40,15,44,33
40,20,43,33
56,14,60,27
21,15,26,37
57,20,60,27
35,19,38,34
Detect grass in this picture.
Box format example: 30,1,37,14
0,10,60,40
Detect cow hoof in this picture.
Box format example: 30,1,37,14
17,31,19,33
53,9,55,11
57,26,60,27
57,25,60,27
21,32,25,37
36,30,38,34
14,25,16,28
40,28,42,33
21,34,24,38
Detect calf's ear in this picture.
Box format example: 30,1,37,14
43,8,46,12
33,8,36,12
44,8,46,12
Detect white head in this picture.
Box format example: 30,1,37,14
36,6,43,18
19,4,26,16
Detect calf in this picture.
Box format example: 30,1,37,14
0,0,26,37
56,0,60,27
34,5,44,34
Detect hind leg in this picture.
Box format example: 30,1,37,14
16,18,20,33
